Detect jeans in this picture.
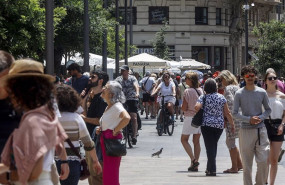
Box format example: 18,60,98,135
201,126,223,173
56,160,80,185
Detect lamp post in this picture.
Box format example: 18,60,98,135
115,0,119,77
102,0,108,72
129,0,133,56
124,0,128,65
83,0,90,72
45,0,54,75
244,0,249,65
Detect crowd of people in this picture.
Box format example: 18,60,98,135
0,49,285,185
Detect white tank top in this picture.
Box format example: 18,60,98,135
268,97,285,119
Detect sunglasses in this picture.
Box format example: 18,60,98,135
164,76,170,79
244,74,255,78
267,76,277,81
91,75,96,79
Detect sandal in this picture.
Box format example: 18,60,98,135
188,159,199,172
223,169,238,173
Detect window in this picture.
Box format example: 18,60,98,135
149,7,169,24
119,7,137,25
214,47,222,66
216,8,221,25
195,7,208,25
225,9,228,26
192,46,210,64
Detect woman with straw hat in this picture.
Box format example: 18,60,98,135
0,59,69,185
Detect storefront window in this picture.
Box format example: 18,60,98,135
214,47,222,66
192,46,210,64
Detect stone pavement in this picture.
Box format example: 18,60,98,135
79,115,285,185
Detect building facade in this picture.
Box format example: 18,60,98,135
118,0,282,74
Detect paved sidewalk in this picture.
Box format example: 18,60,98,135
79,116,285,185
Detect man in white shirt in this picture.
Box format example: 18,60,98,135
140,72,156,119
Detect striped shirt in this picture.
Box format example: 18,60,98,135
56,112,94,161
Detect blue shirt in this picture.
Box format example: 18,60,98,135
71,75,89,94
197,93,226,129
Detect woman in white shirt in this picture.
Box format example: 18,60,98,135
99,81,130,185
264,71,285,185
151,72,176,121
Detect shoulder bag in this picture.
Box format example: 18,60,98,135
142,76,150,92
267,116,282,135
66,138,90,180
191,89,206,128
104,135,127,157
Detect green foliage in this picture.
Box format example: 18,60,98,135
0,0,125,72
252,20,285,76
0,0,66,60
151,21,170,60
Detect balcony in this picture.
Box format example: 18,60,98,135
253,0,281,5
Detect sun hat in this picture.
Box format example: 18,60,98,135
1,59,55,84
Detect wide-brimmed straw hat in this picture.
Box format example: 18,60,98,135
1,59,55,84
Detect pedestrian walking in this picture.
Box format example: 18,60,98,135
98,81,130,185
218,70,243,173
55,84,102,185
263,70,285,185
178,77,189,122
140,71,156,119
233,65,271,185
195,78,235,176
180,72,203,172
0,59,69,185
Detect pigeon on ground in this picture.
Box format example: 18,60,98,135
151,148,163,158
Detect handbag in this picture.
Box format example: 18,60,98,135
66,138,90,180
267,116,282,135
104,136,127,157
191,90,206,128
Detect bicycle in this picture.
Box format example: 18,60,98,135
122,122,133,148
122,103,141,148
156,95,175,136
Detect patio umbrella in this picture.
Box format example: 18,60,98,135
179,59,211,70
119,53,170,68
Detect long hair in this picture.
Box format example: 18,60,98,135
264,71,278,90
185,71,199,88
219,70,238,86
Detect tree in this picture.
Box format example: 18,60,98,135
252,19,285,76
151,21,170,60
0,0,66,61
0,0,125,74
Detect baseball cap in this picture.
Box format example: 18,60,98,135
120,65,129,71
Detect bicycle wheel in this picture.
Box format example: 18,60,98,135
167,116,174,136
127,124,133,148
156,109,164,136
